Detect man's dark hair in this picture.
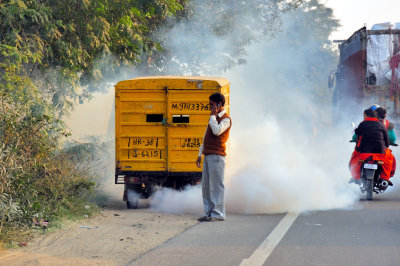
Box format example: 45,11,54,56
209,92,225,106
375,107,387,119
364,108,377,118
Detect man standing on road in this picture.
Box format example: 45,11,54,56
196,92,232,222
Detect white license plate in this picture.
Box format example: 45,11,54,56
364,163,378,170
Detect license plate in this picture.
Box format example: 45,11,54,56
364,163,378,170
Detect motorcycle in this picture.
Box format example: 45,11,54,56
349,141,397,201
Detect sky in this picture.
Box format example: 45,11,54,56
325,0,400,41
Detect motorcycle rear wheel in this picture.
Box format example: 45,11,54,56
366,179,373,201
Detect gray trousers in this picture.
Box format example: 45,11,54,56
202,154,226,218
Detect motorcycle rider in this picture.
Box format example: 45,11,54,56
349,108,393,184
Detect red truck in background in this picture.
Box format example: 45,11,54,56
329,25,400,126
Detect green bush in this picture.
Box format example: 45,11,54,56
0,50,97,242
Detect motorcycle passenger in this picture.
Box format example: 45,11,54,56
375,106,396,179
375,107,397,145
349,108,393,182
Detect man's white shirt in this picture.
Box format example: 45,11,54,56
198,109,231,157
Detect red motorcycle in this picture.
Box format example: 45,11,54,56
350,141,396,200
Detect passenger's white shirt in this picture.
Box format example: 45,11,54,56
198,109,231,157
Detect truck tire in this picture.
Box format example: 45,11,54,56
127,199,138,209
126,185,141,209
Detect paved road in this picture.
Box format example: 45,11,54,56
130,189,400,266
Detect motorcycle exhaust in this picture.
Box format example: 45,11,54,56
378,180,389,192
381,180,389,187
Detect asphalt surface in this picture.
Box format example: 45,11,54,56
130,189,400,266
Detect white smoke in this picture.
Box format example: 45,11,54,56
150,114,359,215
151,0,284,75
151,186,203,215
149,1,361,214
64,89,115,139
127,190,141,206
67,1,366,214
225,116,358,214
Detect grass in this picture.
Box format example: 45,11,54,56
0,200,100,248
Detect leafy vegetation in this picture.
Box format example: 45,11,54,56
0,0,186,111
0,67,96,240
0,0,186,244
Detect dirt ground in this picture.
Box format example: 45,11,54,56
0,199,198,266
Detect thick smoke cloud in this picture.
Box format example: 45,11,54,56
68,1,370,213
150,1,362,214
149,0,289,75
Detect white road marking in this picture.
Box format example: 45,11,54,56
240,212,300,266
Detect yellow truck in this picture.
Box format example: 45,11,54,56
115,76,230,208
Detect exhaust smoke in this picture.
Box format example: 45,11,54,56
148,1,361,215
67,1,370,214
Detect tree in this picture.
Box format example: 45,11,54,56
0,0,186,113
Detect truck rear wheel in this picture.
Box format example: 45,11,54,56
125,185,142,209
127,199,138,209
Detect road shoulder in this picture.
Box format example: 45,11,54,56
0,208,198,266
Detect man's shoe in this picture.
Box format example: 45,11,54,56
197,216,211,222
210,217,225,222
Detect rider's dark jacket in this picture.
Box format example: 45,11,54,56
354,117,389,154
